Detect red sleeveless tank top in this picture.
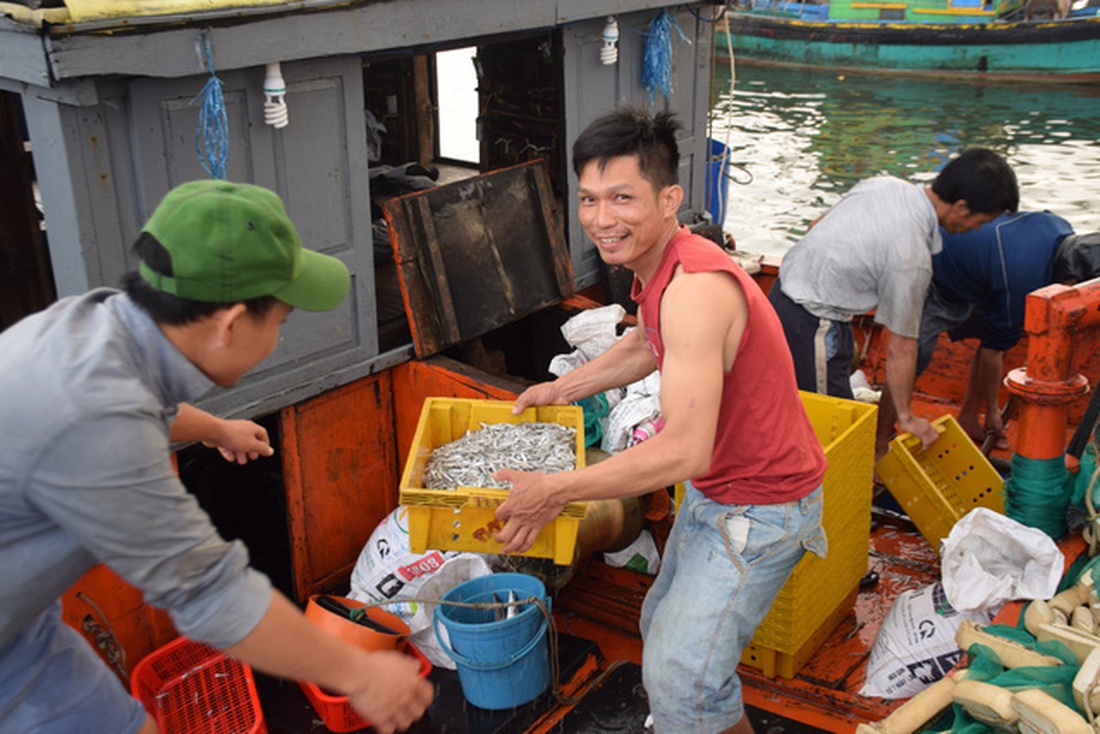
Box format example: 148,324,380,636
631,227,826,504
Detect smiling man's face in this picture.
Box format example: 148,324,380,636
576,155,679,276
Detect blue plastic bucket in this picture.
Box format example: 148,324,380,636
433,573,550,710
706,137,732,226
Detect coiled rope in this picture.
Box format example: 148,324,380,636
1004,453,1072,540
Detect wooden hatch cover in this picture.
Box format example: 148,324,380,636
382,160,573,357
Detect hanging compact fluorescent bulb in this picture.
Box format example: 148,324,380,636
263,62,289,128
600,16,619,65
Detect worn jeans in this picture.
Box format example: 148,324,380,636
640,481,827,733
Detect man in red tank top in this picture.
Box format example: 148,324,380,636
493,108,827,734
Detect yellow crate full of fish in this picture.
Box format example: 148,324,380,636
741,391,877,678
874,413,1004,550
399,398,587,565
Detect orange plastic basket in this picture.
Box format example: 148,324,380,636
298,641,432,733
131,636,266,734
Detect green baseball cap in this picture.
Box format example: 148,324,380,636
139,180,350,311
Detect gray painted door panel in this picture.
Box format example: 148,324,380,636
126,57,379,417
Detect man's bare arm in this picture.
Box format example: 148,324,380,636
495,270,745,552
884,333,939,448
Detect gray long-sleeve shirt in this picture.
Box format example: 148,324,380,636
778,177,941,339
0,289,270,650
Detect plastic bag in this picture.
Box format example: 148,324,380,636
348,507,495,622
408,554,494,669
560,304,626,363
602,529,661,575
603,370,661,453
548,310,663,453
860,582,992,699
940,507,1063,614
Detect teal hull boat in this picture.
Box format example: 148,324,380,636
717,3,1100,81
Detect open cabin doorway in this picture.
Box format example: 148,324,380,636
0,91,56,332
368,33,568,353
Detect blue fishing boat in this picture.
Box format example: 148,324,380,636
716,0,1100,80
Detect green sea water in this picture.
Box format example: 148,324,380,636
709,61,1100,258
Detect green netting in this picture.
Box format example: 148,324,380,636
575,394,609,448
1058,552,1100,599
1060,553,1094,595
1070,443,1100,511
928,624,1082,732
1004,454,1072,540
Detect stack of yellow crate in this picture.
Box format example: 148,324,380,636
741,392,878,678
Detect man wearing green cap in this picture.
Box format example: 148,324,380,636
0,180,433,734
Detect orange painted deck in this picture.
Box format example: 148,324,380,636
522,512,943,733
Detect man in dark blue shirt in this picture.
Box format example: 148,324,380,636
879,211,1073,455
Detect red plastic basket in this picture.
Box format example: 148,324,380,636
298,641,432,733
131,636,267,734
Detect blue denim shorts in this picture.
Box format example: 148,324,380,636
639,482,827,733
0,602,147,734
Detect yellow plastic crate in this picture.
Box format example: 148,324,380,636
874,413,1004,550
741,392,877,677
398,398,587,565
742,587,858,679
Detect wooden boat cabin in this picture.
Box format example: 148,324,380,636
2,2,1100,733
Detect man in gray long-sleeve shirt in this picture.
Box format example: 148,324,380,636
0,180,432,734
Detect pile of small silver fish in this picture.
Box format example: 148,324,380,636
422,421,576,491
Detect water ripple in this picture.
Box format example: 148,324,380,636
710,64,1100,257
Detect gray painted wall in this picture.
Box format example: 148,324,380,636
1,2,714,418
563,9,714,290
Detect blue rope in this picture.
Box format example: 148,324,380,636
642,9,689,103
191,33,229,180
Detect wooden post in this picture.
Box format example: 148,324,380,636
413,54,435,166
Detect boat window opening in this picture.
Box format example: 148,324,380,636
436,47,480,166
177,412,294,598
0,90,56,333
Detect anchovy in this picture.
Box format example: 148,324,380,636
423,422,576,491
